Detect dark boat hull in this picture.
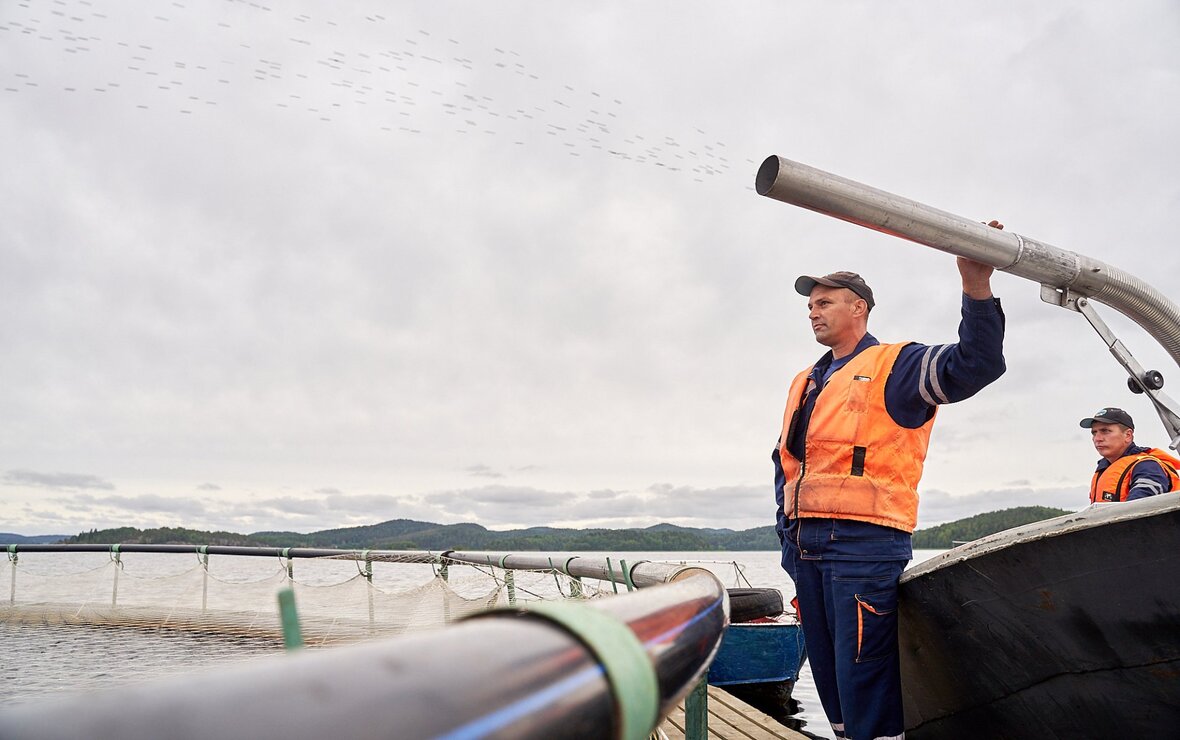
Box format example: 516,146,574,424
899,494,1180,739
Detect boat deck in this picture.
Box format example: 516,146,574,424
660,685,810,740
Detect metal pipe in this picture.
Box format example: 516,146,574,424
3,545,711,589
755,155,1180,368
441,551,715,589
0,568,727,740
2,544,441,562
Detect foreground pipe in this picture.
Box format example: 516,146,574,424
0,560,727,740
755,155,1180,369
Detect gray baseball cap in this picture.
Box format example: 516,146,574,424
794,271,875,311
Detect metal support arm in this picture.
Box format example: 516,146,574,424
755,155,1180,447
1041,285,1180,449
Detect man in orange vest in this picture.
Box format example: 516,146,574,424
774,237,1007,739
1081,407,1180,502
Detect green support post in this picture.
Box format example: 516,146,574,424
277,587,304,651
619,559,635,592
684,675,709,740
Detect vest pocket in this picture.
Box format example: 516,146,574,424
853,589,898,663
847,374,871,412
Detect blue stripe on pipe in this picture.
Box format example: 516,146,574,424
436,665,605,740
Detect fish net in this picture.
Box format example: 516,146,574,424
0,549,623,704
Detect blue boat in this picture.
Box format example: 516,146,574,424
709,609,808,726
709,615,806,688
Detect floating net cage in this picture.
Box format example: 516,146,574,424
0,548,750,706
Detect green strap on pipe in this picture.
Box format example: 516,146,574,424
498,554,510,569
559,556,584,596
470,600,659,740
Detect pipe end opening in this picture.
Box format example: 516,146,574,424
755,155,781,196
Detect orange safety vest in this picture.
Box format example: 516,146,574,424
778,343,934,533
1089,448,1180,503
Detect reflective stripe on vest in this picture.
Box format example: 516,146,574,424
1089,448,1180,503
777,343,935,533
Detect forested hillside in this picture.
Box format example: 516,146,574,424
911,506,1072,548
48,507,1075,551
62,520,779,551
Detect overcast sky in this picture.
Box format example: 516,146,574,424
2,1,1178,537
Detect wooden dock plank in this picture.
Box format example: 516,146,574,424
656,685,809,740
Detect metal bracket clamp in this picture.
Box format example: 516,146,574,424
1041,285,1180,449
464,600,659,740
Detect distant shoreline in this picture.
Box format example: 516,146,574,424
3,507,1071,550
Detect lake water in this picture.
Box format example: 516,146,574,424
0,548,945,738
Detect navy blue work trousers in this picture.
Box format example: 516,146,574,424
782,537,907,740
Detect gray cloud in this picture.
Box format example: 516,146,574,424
254,497,332,517
465,465,505,479
95,494,207,518
3,470,115,491
25,510,66,522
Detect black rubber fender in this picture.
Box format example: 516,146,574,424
726,587,784,622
